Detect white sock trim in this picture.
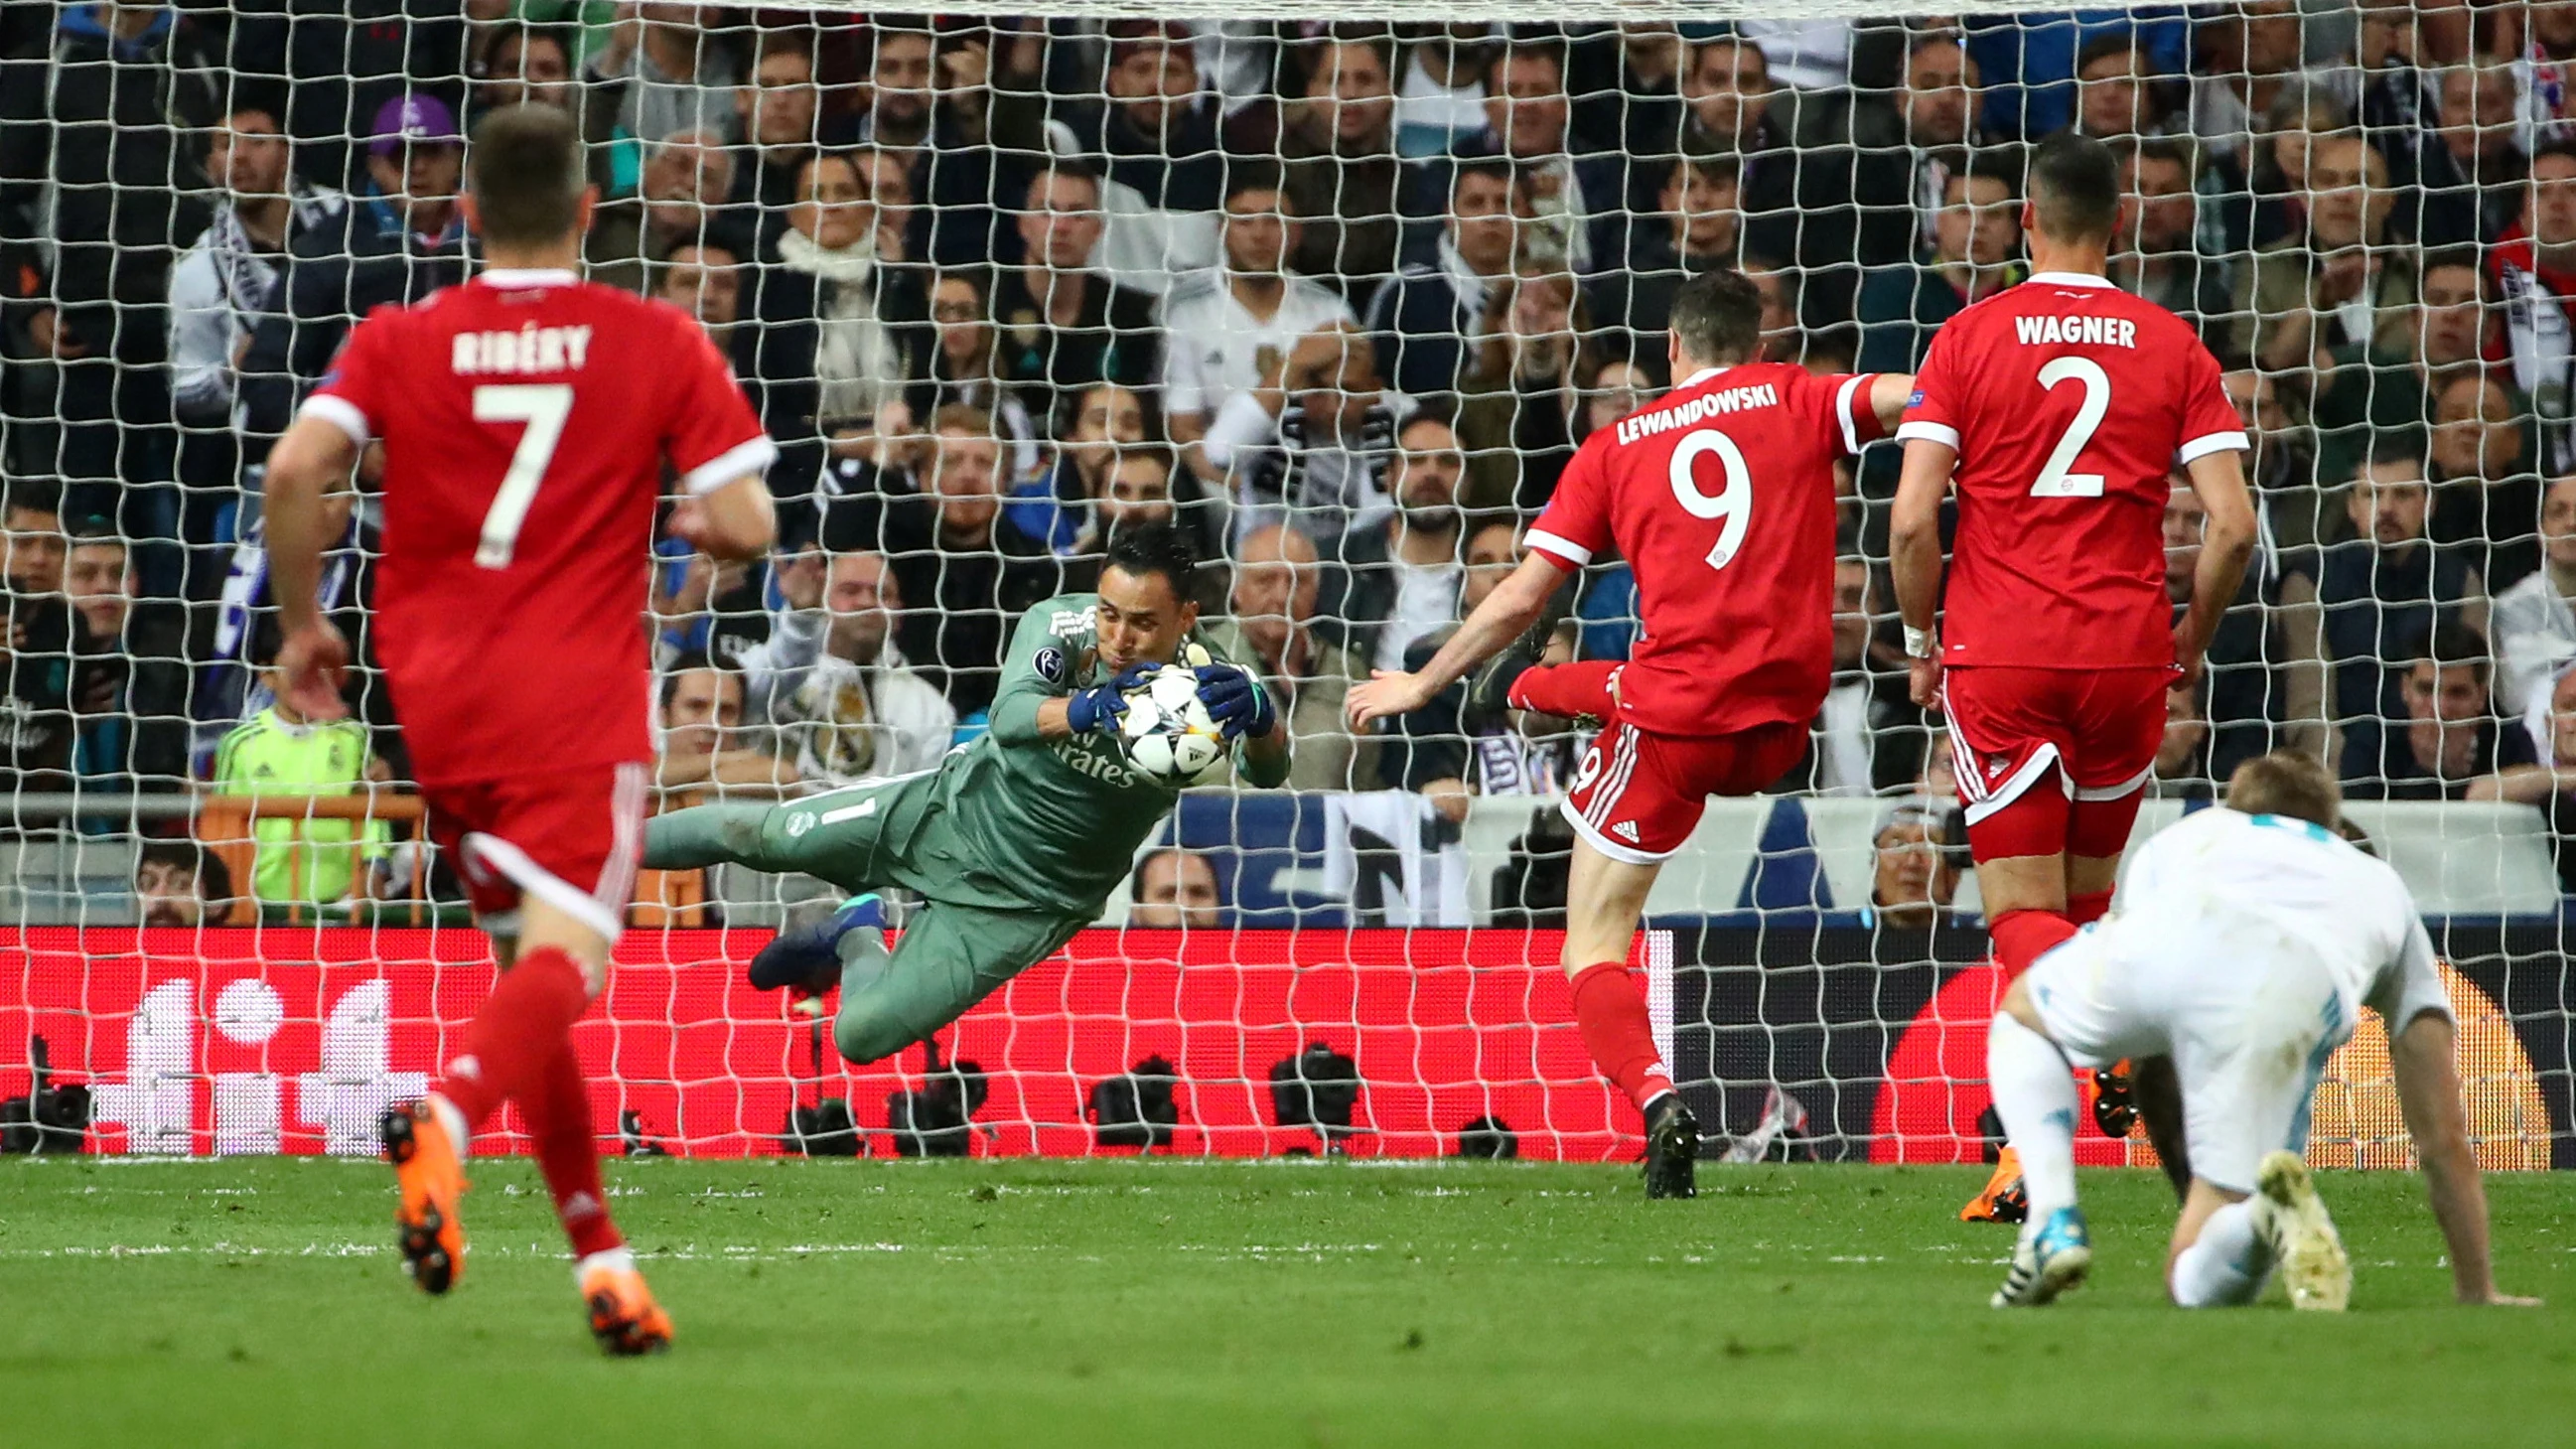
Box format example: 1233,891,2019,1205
577,1245,636,1280
425,1093,471,1158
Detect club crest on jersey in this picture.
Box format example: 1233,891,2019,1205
1034,646,1066,683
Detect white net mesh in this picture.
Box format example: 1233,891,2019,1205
0,3,2563,1167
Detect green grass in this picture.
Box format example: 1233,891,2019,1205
1,1157,2570,1448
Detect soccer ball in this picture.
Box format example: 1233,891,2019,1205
1117,665,1228,787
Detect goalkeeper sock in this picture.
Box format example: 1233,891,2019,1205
2170,1201,2268,1307
1507,659,1620,720
1569,962,1674,1109
2066,890,2113,929
1985,1012,2079,1221
1988,909,2077,979
525,1039,625,1260
434,945,593,1131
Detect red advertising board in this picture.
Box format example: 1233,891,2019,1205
0,928,1641,1160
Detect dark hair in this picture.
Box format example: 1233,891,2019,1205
1028,156,1103,203
2,491,60,522
1223,158,1285,204
795,147,861,199
2125,134,2202,183
1668,148,1741,192
2408,621,2492,680
1668,269,1766,366
2361,434,2428,474
1451,156,1515,198
2225,752,2341,829
66,521,123,552
2075,33,2143,77
478,20,574,78
137,838,233,906
467,103,584,247
657,650,731,706
1102,519,1200,598
2531,137,2576,174
2419,244,2484,282
2026,131,2122,242
1484,37,1565,87
1953,144,2025,198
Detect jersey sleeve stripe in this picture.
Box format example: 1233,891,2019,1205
1893,420,1958,449
2176,430,2251,464
1834,374,1867,455
680,435,780,496
1524,528,1593,567
299,394,372,447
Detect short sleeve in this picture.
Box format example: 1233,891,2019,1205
1893,322,1961,449
299,309,395,446
662,318,777,496
2366,907,2455,1032
2176,341,2249,464
1527,432,1615,568
1807,371,1888,458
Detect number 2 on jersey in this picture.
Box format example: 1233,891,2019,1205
1669,429,1754,571
470,383,573,569
2029,357,2109,498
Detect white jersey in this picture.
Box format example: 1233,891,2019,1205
2112,807,2453,1033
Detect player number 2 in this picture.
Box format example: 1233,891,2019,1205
2029,357,2109,498
470,383,573,569
1668,429,1754,572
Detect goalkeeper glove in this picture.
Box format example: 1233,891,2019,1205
1066,663,1156,734
1195,662,1276,740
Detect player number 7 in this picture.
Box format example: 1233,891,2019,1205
470,383,574,569
2029,357,2109,498
1668,428,1754,571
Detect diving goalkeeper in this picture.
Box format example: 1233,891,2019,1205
644,522,1289,1065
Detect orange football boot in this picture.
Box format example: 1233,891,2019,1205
380,1101,469,1294
1959,1145,2029,1225
580,1260,675,1356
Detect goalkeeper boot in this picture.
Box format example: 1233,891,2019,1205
1459,578,1579,736
748,894,885,998
1959,1146,2029,1225
579,1254,675,1356
380,1099,469,1295
1991,1206,2091,1308
1641,1092,1700,1201
2091,1059,2139,1138
2255,1150,2351,1312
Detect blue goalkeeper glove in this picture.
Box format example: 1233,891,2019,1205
1194,662,1276,740
1066,663,1156,734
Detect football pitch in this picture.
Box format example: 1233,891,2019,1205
1,1157,2569,1448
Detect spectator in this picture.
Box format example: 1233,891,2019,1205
1590,153,1743,351
2399,62,2526,252
1366,157,1520,405
133,839,233,929
1202,521,1374,792
2073,33,2186,142
1208,325,1408,548
0,493,71,797
1383,519,1583,819
0,3,221,532
1280,35,1403,305
211,665,389,908
738,549,953,788
1128,847,1221,929
2491,139,2576,474
2190,1,2359,162
1324,411,1468,670
855,22,935,151
1162,163,1354,480
589,127,746,293
852,144,924,267
470,21,578,126
1839,34,1991,270
2348,623,2536,799
655,651,797,793
2233,127,2414,378
730,35,852,221
2224,363,2327,554
848,405,1074,717
2496,473,2576,714
1457,41,1621,275
910,267,1042,484
2279,444,2488,785
2517,2,2576,147
2427,369,2544,591
2166,474,2304,778
1461,268,1602,512
758,150,919,452
1865,798,1964,932
1393,24,1499,160
1568,22,1686,163
1069,445,1220,569
866,22,1017,269
1855,158,2024,376
63,525,188,792
1739,252,1812,365
2309,246,2489,482
1017,381,1149,556
1735,18,1862,95
2110,137,2229,337
2148,677,2218,801
1668,36,1858,297
659,240,744,343
1960,12,2192,139
587,3,743,167
1799,555,1908,797
990,161,1162,434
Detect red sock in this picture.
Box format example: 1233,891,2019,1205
2066,890,2113,928
524,1040,625,1260
1568,961,1675,1109
1508,659,1620,719
433,945,593,1132
1989,909,2077,979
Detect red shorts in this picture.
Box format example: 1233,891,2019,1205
1562,716,1807,862
421,761,647,942
1940,664,2167,829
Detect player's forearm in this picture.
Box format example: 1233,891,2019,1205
686,477,778,561
2393,1014,2501,1301
1867,372,1916,433
263,417,357,634
1413,556,1562,696
1238,716,1291,789
2175,514,2255,663
1029,695,1075,742
1889,441,1953,637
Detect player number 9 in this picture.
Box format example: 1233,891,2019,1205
1667,429,1754,572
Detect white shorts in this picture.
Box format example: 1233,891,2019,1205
2025,919,2356,1195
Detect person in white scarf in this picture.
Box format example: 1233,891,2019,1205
167,105,346,431
771,151,911,432
735,547,955,788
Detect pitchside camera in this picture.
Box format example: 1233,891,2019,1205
1088,1054,1181,1152
1269,1041,1361,1154
886,1037,987,1158
0,1036,90,1155
1454,1115,1517,1160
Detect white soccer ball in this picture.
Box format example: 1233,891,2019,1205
1117,665,1229,787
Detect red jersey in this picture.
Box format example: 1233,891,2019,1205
304,268,772,786
1528,362,1885,736
1897,271,2243,669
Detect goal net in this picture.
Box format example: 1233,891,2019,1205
0,2,2563,1167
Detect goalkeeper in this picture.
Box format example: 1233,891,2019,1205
643,523,1288,1065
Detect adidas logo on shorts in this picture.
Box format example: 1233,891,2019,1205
1613,820,1642,843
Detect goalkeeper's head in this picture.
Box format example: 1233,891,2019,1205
1094,521,1202,674
462,103,596,263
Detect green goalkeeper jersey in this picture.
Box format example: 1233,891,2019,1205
878,593,1288,915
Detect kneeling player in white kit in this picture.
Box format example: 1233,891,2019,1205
1985,752,2537,1311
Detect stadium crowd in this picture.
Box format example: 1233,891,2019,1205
8,2,2576,914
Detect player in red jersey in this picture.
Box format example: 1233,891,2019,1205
1890,133,2255,1218
1350,271,1911,1198
261,106,777,1354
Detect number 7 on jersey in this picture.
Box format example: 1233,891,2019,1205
470,383,574,569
